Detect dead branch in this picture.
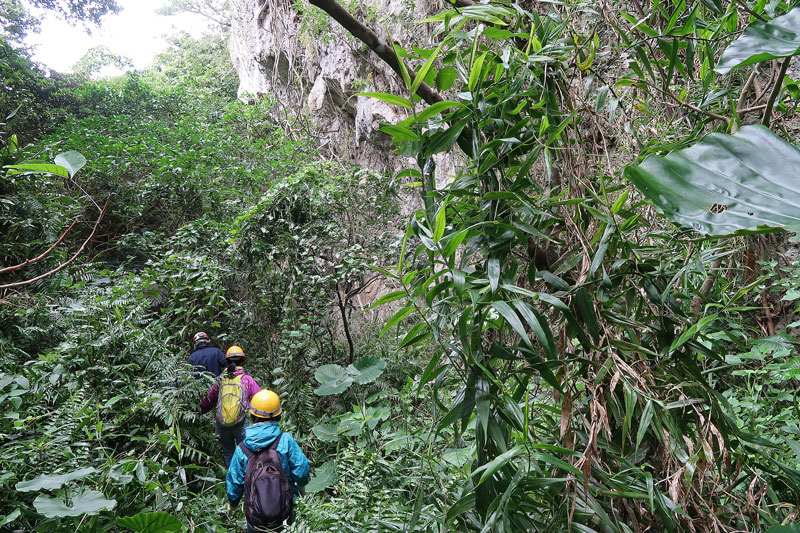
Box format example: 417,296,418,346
0,217,79,275
762,57,791,128
0,196,111,290
690,256,724,314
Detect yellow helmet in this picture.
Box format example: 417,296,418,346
225,345,245,359
249,390,282,419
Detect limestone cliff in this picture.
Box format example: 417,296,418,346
229,0,457,181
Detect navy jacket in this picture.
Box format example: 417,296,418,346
188,346,225,377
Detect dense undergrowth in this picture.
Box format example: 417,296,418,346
4,0,800,531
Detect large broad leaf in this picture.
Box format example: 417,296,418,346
311,423,340,442
347,356,387,385
625,125,800,241
53,150,87,177
305,460,337,493
34,489,115,518
16,467,97,492
117,512,182,532
313,364,353,396
716,9,800,74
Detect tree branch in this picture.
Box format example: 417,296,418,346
0,217,79,275
0,196,110,290
307,0,443,105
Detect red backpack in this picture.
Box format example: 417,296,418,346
239,433,293,528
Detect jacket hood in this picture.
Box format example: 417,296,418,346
243,421,281,451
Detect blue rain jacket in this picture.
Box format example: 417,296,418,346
188,346,225,377
226,421,310,507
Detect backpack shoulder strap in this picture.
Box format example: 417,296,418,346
239,442,254,459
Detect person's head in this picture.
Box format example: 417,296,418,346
192,331,210,351
225,345,246,377
249,390,282,424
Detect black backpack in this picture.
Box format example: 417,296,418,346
239,432,293,529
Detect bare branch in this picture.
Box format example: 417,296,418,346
0,196,111,290
0,217,79,275
762,57,791,128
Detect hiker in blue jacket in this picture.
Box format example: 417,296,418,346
188,331,225,378
227,390,310,532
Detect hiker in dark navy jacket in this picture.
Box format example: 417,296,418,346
188,331,226,378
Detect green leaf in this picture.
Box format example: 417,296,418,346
54,150,87,178
433,202,446,242
348,356,387,384
474,447,521,485
380,305,415,336
443,446,474,467
16,467,97,492
6,163,69,177
441,230,467,258
767,524,800,533
423,118,469,157
435,67,458,91
313,364,353,396
670,314,718,351
487,258,500,294
312,423,340,442
414,101,462,123
625,126,800,242
716,9,800,74
468,52,487,92
34,489,115,518
411,39,446,95
635,400,654,452
379,124,419,142
117,512,182,533
305,460,337,493
0,509,20,528
393,43,412,89
492,301,531,348
355,92,412,108
366,290,406,310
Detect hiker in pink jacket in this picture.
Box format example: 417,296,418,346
199,345,262,467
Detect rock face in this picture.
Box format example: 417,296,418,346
228,0,458,180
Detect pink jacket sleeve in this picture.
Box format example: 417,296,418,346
199,380,221,414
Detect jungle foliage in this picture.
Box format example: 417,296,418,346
4,0,800,531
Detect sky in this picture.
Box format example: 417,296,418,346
24,0,212,74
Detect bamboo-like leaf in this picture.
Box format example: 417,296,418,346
379,124,419,142
411,39,447,95
474,447,521,485
716,9,800,74
355,92,412,108
468,52,487,92
625,126,800,242
434,202,447,242
380,305,415,336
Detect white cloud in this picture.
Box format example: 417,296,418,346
24,0,212,74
